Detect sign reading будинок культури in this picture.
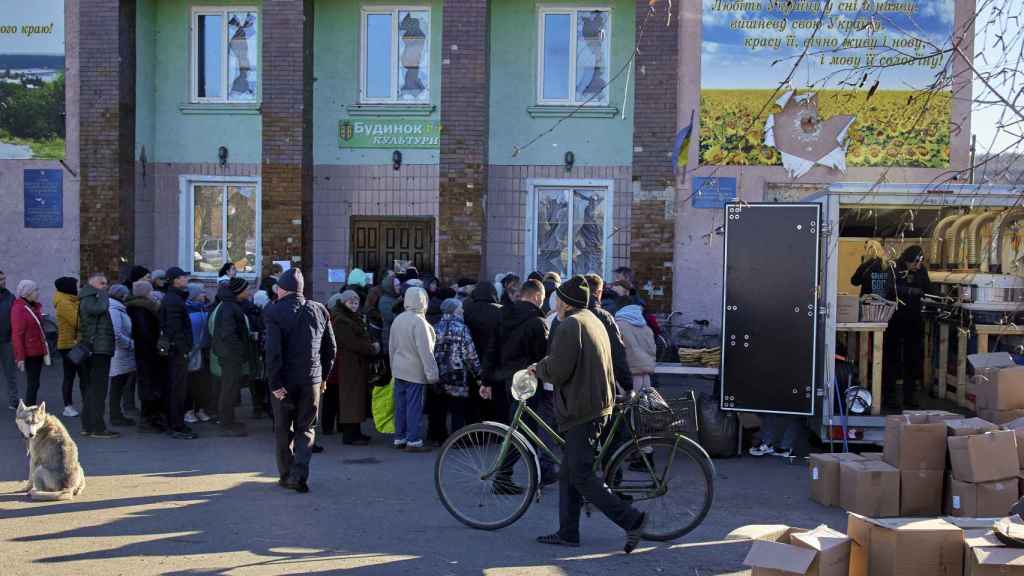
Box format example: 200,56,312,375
338,118,440,149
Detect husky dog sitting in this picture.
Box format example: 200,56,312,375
15,401,86,501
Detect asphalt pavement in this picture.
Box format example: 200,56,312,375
0,367,846,575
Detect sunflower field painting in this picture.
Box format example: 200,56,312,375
699,89,952,168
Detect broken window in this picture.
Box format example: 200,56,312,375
538,8,610,106
533,186,610,278
192,8,259,103
362,8,431,103
191,182,259,276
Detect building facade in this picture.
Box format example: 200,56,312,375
1,0,974,326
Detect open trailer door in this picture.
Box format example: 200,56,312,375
721,203,821,415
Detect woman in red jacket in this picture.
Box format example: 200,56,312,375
12,279,49,406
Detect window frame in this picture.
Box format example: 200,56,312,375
359,6,432,104
189,6,261,104
525,178,615,279
178,175,262,279
536,5,612,106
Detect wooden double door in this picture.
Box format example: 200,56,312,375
350,217,435,276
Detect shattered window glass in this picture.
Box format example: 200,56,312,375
227,186,258,273
365,13,393,100
537,189,571,279
193,185,225,274
575,10,609,104
227,12,258,101
397,11,429,102
572,189,606,275
196,14,223,99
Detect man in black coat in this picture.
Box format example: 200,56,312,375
463,281,502,423
212,278,252,436
264,268,337,493
126,281,166,432
583,274,632,392
485,279,557,483
159,267,196,439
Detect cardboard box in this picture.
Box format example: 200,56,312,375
883,414,949,470
902,409,961,422
948,430,1020,483
840,460,900,518
900,469,944,516
979,408,1024,425
837,294,860,323
946,417,1000,436
977,365,1024,410
860,451,884,461
741,524,851,576
949,477,1020,517
847,514,964,576
809,453,865,507
964,529,1024,575
1003,417,1024,468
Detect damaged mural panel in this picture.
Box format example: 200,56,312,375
699,0,954,170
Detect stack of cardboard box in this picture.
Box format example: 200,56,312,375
737,524,852,576
882,411,957,516
971,353,1024,424
947,429,1020,517
961,524,1024,575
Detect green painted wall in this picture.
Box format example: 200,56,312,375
489,0,635,166
136,0,262,164
314,0,443,166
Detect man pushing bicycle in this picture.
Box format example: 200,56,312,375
530,275,647,553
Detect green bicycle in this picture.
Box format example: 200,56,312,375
434,377,715,541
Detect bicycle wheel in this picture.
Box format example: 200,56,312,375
606,435,714,542
434,423,539,530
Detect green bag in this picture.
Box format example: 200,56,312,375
372,377,396,434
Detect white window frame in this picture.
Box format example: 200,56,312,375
190,6,260,104
524,178,615,279
359,6,432,104
178,175,262,279
536,6,612,106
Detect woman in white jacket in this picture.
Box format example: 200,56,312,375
108,284,136,426
614,304,656,391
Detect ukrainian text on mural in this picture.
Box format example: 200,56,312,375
700,0,954,176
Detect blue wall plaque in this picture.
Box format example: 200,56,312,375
691,176,737,209
24,169,63,229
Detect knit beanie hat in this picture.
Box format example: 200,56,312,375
347,268,368,288
228,277,248,296
556,275,590,309
277,267,303,293
54,276,78,296
16,280,38,299
340,289,360,305
151,269,167,281
441,297,462,316
186,283,204,301
326,293,345,310
133,280,153,299
110,284,130,302
166,267,188,284
128,265,151,284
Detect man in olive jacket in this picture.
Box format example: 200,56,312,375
533,275,646,553
79,273,118,438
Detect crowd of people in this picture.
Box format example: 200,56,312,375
0,263,661,479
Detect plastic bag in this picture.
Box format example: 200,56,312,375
372,377,395,434
697,393,739,458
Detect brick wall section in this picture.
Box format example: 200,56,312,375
261,0,314,292
79,0,134,281
630,0,679,311
439,0,490,281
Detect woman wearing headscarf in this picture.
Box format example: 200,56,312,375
432,298,481,440
11,280,49,406
330,290,379,445
614,304,656,391
54,277,83,417
108,284,136,426
126,281,166,432
377,271,400,350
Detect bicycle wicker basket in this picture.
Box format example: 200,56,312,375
860,294,896,323
631,387,699,438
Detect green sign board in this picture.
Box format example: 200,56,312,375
338,118,440,149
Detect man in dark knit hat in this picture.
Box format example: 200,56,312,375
531,275,646,553
212,277,252,436
264,268,336,493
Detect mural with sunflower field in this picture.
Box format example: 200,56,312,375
699,89,952,168
700,0,955,169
